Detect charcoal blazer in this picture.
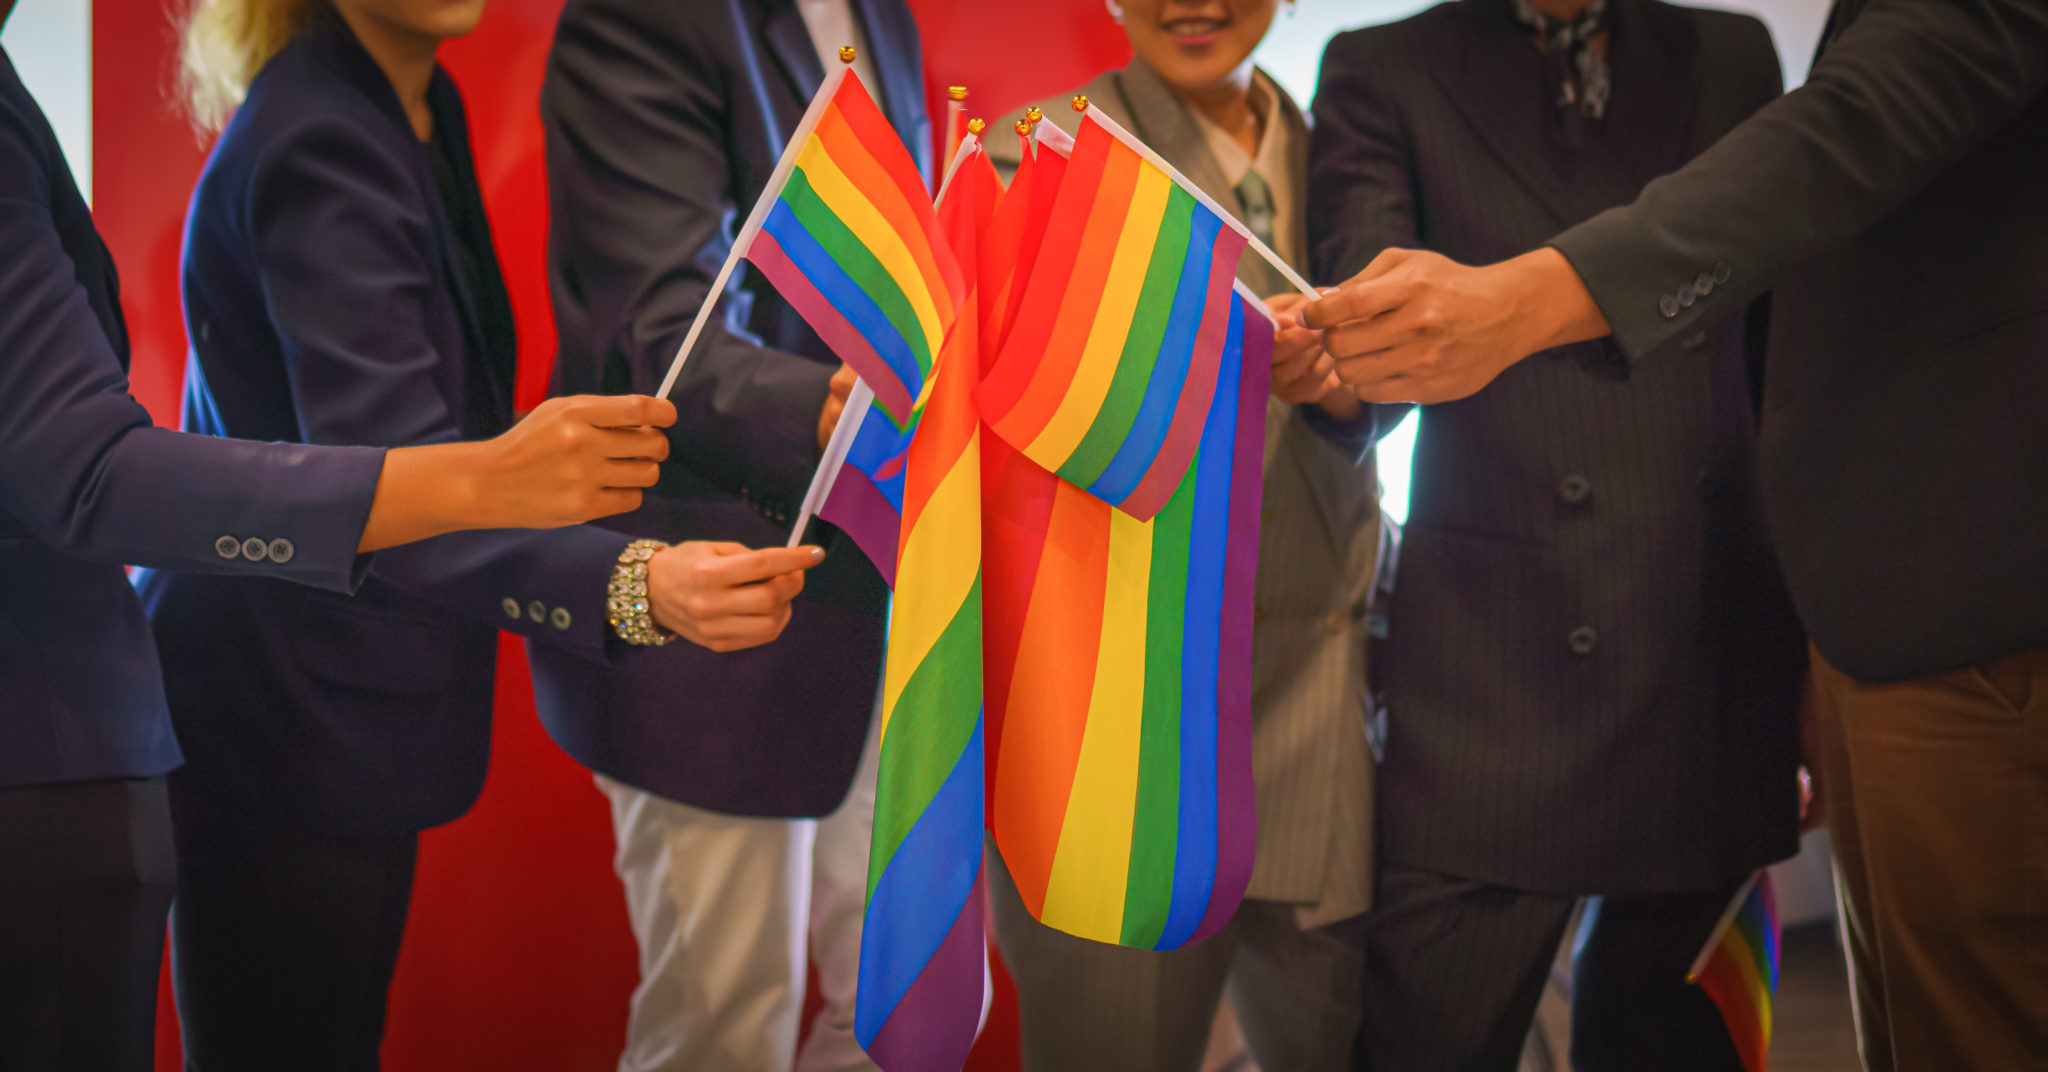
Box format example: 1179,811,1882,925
1552,0,2048,682
1309,0,1807,894
0,47,384,792
137,14,633,837
539,0,927,816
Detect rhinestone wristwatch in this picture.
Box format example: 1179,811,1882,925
607,539,675,646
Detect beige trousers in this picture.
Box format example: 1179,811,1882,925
597,718,882,1072
1810,644,2048,1070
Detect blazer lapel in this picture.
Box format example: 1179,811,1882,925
1431,0,1583,226
427,72,516,414
760,0,825,110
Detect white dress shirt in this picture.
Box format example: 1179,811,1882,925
797,0,880,94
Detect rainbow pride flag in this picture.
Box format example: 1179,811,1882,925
1689,871,1781,1072
739,67,966,424
853,304,987,1072
985,281,1270,946
977,112,1250,522
806,137,1007,584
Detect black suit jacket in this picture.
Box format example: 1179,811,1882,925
537,0,926,815
1553,0,2048,682
1310,0,1806,894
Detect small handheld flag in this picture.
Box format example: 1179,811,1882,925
1689,871,1781,1072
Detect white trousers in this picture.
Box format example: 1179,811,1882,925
598,719,882,1072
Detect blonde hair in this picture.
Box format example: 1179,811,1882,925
178,0,318,132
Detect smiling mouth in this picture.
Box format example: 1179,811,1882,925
1162,17,1229,45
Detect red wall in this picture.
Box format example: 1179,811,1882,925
87,1,1122,1067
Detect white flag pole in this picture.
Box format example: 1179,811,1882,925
1685,871,1763,983
655,64,855,400
785,132,985,545
1079,102,1319,299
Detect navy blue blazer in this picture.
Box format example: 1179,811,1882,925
1308,0,1807,894
136,14,633,836
0,48,384,791
538,0,926,816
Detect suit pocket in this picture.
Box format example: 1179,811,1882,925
285,591,460,697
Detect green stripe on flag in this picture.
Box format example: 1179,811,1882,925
782,167,935,375
1060,187,1197,489
1119,473,1197,946
865,576,985,899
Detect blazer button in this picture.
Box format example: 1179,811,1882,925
267,538,295,564
502,598,521,620
240,536,269,562
550,607,572,631
1658,294,1680,319
1569,625,1600,657
528,600,547,623
215,535,242,560
1559,474,1591,505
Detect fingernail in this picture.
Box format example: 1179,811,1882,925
810,547,825,560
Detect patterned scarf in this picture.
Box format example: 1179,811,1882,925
1511,0,1612,145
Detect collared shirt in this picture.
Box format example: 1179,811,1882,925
1186,69,1302,273
796,0,879,93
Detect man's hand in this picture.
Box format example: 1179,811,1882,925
1301,247,1611,404
1265,292,1342,405
646,541,823,653
818,364,858,452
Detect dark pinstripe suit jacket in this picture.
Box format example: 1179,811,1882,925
1308,0,1807,895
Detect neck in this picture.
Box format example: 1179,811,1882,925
1175,64,1262,157
1529,0,1595,18
336,7,440,140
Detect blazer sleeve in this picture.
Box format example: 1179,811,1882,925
1551,0,2048,359
542,0,836,512
0,106,382,589
245,116,630,661
1304,30,1423,463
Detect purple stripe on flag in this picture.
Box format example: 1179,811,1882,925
817,464,902,587
1116,226,1248,520
749,229,918,421
862,871,987,1072
1191,296,1271,942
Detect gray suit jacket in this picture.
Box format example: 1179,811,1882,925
1000,61,1383,924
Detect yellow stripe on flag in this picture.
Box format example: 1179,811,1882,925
796,138,949,361
1719,926,1774,1045
1025,165,1173,465
1039,507,1155,941
878,426,983,737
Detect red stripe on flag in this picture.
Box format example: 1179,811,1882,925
1118,226,1249,519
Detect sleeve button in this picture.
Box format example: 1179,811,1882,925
216,535,243,560
502,598,521,620
1569,625,1600,656
266,538,295,564
550,607,572,631
528,600,547,623
241,537,269,562
1559,474,1591,505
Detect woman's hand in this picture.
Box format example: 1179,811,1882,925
1265,292,1342,405
361,394,676,551
646,542,824,652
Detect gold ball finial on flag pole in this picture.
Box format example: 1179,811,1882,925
1025,106,1043,124
1014,119,1031,136
1071,94,1089,112
948,85,969,101
838,45,858,64
967,118,986,135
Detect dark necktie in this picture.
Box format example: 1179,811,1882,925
1510,0,1612,149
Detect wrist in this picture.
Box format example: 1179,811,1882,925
608,539,676,646
1508,247,1610,353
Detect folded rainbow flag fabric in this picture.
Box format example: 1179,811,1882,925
985,282,1270,948
816,137,1007,585
977,112,1250,522
1690,870,1781,1072
741,68,966,424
